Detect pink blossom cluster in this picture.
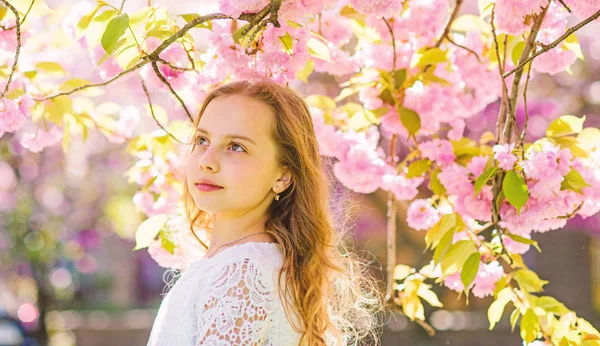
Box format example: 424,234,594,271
533,1,577,75
19,127,63,153
147,204,208,270
311,107,423,199
442,260,504,298
493,0,548,35
0,94,33,138
130,149,185,217
562,0,600,18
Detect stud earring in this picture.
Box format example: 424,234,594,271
274,188,280,201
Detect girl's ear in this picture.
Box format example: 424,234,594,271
274,166,293,192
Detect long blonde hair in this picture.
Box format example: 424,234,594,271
182,79,388,345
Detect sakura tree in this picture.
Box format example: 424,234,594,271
2,0,600,344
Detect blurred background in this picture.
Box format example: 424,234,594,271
1,1,600,345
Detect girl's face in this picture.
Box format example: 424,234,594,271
186,94,288,215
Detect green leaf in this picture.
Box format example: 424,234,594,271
503,171,529,213
417,285,443,307
441,240,478,276
536,296,570,316
77,3,104,31
513,269,548,293
393,264,413,281
561,169,591,194
520,308,540,343
488,287,513,329
0,4,7,21
546,115,586,137
410,47,448,68
96,38,127,66
101,13,130,54
179,13,212,30
461,252,481,293
474,166,499,195
297,59,314,83
407,159,432,178
429,168,446,195
451,14,490,33
504,232,541,252
35,62,66,76
307,37,331,61
510,309,520,332
232,23,249,44
564,33,584,60
94,9,118,22
305,95,336,112
134,214,168,250
393,69,407,89
511,41,525,67
426,213,460,249
160,231,176,254
279,32,293,52
433,228,455,266
398,106,420,137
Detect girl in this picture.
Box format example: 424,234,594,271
146,79,386,346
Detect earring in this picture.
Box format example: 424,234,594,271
274,188,280,201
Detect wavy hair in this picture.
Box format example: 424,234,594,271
182,79,388,345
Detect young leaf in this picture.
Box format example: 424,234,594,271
441,240,478,276
503,171,529,213
546,115,586,137
429,168,446,195
101,13,130,54
433,228,455,265
417,284,443,307
513,269,548,293
134,214,168,250
536,296,570,316
398,106,421,137
461,252,481,293
504,233,541,252
393,264,413,281
407,159,432,178
474,166,499,195
561,169,591,194
488,287,513,329
520,308,540,343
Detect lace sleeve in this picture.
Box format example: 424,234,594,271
194,257,277,345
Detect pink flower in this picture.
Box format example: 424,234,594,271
456,185,493,222
0,97,28,137
533,47,577,75
468,155,489,177
308,11,353,46
407,199,440,230
20,127,63,153
381,172,424,201
333,144,388,194
562,0,600,18
472,261,504,298
147,239,188,270
493,0,548,35
438,163,472,195
502,234,531,254
493,143,518,170
218,0,269,17
349,0,405,17
313,44,360,76
420,139,456,167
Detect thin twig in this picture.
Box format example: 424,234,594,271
119,0,126,12
520,61,532,155
446,35,482,63
504,4,548,143
1,0,34,30
0,0,20,98
151,60,193,123
156,57,196,72
557,0,571,13
503,7,600,79
36,61,146,101
141,80,186,144
433,0,463,48
383,17,396,71
36,3,278,101
490,4,513,144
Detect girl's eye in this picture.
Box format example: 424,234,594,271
229,142,246,153
194,136,246,153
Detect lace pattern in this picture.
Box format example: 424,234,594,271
146,242,305,346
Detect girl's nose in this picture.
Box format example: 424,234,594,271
198,147,219,172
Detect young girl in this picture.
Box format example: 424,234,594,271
146,79,386,346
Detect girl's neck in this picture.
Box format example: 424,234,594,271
209,216,274,250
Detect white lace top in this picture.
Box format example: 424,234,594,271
146,241,344,346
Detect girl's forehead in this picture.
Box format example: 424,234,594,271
199,95,275,138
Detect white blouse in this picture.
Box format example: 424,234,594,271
146,241,343,346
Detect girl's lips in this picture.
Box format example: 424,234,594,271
195,183,223,192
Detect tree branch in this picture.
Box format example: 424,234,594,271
556,0,571,13
503,7,600,79
151,60,193,123
141,80,186,144
0,0,34,31
433,0,463,48
383,17,396,71
0,0,20,99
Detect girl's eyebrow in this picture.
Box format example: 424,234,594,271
195,128,257,146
